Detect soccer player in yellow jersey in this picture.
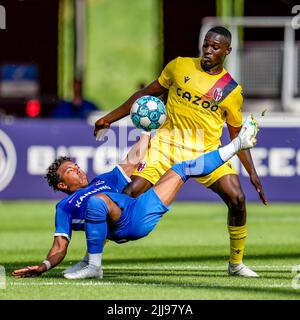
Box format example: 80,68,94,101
94,26,267,277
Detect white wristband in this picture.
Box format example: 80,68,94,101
42,259,51,270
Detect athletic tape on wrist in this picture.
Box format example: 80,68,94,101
42,260,51,270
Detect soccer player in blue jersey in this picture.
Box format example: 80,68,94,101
12,115,259,279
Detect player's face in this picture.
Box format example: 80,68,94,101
201,32,231,69
57,161,89,193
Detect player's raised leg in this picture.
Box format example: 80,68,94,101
154,115,259,206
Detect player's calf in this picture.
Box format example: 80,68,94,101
171,115,259,182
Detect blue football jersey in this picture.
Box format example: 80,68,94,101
54,165,131,240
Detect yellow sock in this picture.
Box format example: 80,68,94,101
228,225,247,265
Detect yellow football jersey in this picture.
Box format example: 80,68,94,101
157,56,243,153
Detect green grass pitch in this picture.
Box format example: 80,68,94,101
1,201,300,300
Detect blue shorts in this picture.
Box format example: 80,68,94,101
104,188,170,243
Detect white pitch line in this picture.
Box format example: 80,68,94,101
97,265,294,270
9,265,295,271
8,281,295,289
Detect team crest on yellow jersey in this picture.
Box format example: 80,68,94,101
213,88,223,103
137,161,147,172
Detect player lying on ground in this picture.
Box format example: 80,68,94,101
12,115,259,279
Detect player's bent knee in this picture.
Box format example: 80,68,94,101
86,196,109,222
228,191,246,210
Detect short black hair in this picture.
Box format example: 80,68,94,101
45,156,72,191
206,26,231,45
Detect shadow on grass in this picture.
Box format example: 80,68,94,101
101,250,300,265
5,262,300,298
107,277,300,298
104,270,292,281
5,250,300,274
5,258,296,281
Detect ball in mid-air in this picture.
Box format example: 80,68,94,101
130,95,167,131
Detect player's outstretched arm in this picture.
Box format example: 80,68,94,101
227,123,267,205
12,236,69,278
119,131,151,178
94,80,167,137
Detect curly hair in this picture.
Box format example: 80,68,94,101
44,156,72,191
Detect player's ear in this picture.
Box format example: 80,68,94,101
57,182,68,191
225,46,232,56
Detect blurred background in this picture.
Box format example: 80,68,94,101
0,0,299,202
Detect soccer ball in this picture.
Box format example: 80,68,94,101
130,95,167,131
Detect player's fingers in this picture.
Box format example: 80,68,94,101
12,267,29,274
15,270,37,277
257,186,268,205
94,121,110,137
12,270,20,275
252,178,267,205
259,191,268,206
12,271,27,277
16,274,31,278
15,273,28,278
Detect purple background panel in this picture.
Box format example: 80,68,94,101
0,119,299,202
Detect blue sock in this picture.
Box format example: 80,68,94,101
171,150,224,182
85,196,108,254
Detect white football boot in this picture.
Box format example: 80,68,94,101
228,263,259,277
62,258,88,275
64,265,103,280
237,114,259,150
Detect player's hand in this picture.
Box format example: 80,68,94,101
94,118,110,137
12,265,43,278
250,172,268,205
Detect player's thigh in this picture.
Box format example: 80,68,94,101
133,152,171,185
208,169,246,209
129,188,170,239
210,174,245,201
195,160,237,188
124,176,152,197
153,170,184,206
